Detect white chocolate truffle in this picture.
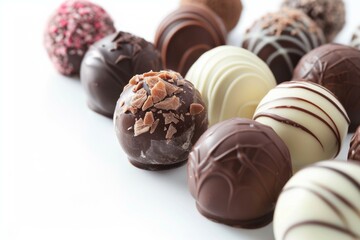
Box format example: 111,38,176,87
253,81,349,171
186,46,276,126
274,160,360,240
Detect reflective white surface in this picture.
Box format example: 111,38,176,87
0,0,357,239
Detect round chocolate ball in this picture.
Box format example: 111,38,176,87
81,32,163,118
242,8,325,84
114,70,208,171
254,81,350,172
44,0,116,75
180,0,243,31
282,0,345,42
293,43,360,132
188,118,292,228
154,4,226,77
349,126,360,161
186,46,276,126
274,160,360,240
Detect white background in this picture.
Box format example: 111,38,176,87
0,0,357,239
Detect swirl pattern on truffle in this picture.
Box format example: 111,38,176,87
154,4,226,76
188,118,292,228
186,46,276,126
254,81,349,171
274,160,360,240
81,31,163,118
293,43,360,132
242,8,325,84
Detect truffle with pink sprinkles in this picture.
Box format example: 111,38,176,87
44,0,116,75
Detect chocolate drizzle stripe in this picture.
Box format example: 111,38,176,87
313,165,360,193
278,82,350,123
283,221,359,240
313,182,360,218
253,112,324,149
282,186,349,226
269,105,340,154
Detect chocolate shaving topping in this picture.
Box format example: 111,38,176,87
142,96,154,111
190,103,204,115
144,111,155,125
134,118,150,136
133,81,144,92
150,119,160,134
161,79,181,96
145,76,160,89
151,80,167,103
154,96,181,110
163,112,180,125
131,88,147,109
165,124,177,139
143,71,157,77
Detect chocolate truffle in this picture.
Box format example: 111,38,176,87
114,71,208,170
293,43,360,132
44,0,116,75
254,81,350,172
349,126,360,161
154,4,226,76
186,46,276,126
242,8,325,84
81,32,163,118
350,26,360,49
180,0,243,31
274,160,360,240
188,118,292,228
282,0,345,42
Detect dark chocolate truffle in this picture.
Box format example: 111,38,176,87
188,118,292,228
349,126,360,161
44,0,116,75
242,8,325,84
180,0,243,31
114,71,208,171
293,43,360,132
81,32,163,118
282,0,345,42
154,4,226,76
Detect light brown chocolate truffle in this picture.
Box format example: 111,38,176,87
180,0,243,31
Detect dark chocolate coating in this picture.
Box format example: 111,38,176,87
154,4,226,76
293,43,360,132
349,126,360,161
81,32,163,118
281,0,345,42
188,118,292,228
114,71,208,170
241,9,325,84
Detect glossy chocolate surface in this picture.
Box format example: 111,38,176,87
242,8,325,84
81,31,163,118
114,71,208,170
349,126,360,161
188,118,292,228
154,4,226,76
293,43,360,132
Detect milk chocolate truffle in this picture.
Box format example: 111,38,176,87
349,126,360,161
81,32,163,118
242,9,325,84
274,160,360,240
282,0,345,42
114,71,208,170
44,0,116,75
254,81,349,172
293,43,360,132
154,4,226,76
180,0,243,31
186,46,276,126
188,118,292,228
350,26,360,49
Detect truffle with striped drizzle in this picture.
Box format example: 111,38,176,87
154,4,226,76
185,46,276,126
188,118,292,228
253,81,349,172
242,8,325,84
274,160,360,240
